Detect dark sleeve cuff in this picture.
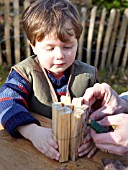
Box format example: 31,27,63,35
3,112,41,138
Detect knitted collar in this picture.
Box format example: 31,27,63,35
47,68,70,87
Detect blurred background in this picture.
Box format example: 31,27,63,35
0,0,128,94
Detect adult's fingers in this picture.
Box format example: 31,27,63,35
91,130,119,145
83,83,107,106
96,143,126,156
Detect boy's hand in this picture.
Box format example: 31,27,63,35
18,124,60,160
78,126,97,158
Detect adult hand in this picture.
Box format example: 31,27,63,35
83,83,128,120
90,114,128,156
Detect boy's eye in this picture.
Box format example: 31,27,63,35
46,48,54,51
64,46,73,49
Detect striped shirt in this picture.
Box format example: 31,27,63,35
0,69,69,138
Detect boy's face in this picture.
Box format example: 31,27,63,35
31,29,78,78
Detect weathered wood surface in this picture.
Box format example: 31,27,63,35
0,113,127,170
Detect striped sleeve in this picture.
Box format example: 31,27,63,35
0,70,40,138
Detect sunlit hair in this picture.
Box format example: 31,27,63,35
22,0,83,46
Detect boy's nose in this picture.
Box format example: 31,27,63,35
54,47,64,60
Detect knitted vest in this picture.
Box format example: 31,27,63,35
12,55,97,119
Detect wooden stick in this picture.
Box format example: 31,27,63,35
57,105,71,162
70,108,85,161
52,102,62,141
52,102,72,162
52,97,89,162
70,101,89,161
72,97,82,107
60,95,71,105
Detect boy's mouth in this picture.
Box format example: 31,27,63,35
54,63,65,66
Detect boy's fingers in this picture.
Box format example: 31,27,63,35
87,145,97,158
44,147,60,160
90,128,96,136
83,133,92,144
78,142,94,156
78,142,91,153
48,138,58,149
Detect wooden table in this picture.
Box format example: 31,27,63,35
0,114,127,170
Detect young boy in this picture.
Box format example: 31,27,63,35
0,0,97,160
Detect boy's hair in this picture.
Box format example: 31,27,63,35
22,0,83,46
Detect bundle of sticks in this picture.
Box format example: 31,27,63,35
52,96,89,163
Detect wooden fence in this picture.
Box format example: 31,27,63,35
77,7,128,70
0,0,128,70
